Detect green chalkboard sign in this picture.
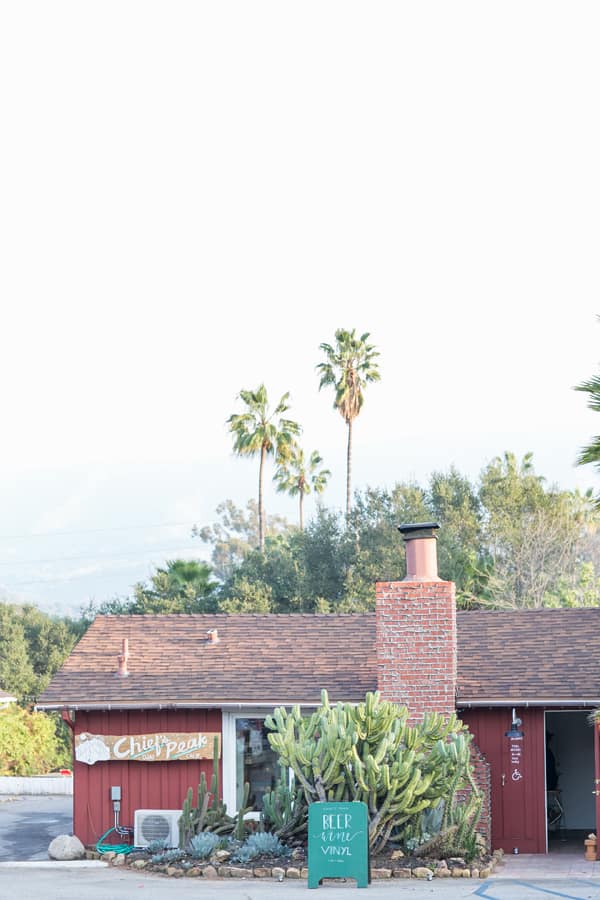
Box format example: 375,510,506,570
308,801,369,889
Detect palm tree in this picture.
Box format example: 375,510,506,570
227,385,300,550
317,328,380,516
575,373,600,503
274,445,331,529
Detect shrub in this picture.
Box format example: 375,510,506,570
0,705,64,776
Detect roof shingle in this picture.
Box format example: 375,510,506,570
37,607,600,710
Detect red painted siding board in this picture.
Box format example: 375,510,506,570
73,709,222,847
461,707,546,854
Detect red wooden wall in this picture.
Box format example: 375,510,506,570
460,707,546,854
73,708,222,847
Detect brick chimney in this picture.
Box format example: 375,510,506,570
376,523,456,720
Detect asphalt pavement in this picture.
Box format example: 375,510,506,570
0,796,73,862
1,867,600,900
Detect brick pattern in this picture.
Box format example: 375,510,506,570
375,580,456,719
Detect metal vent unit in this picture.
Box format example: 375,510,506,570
134,809,181,848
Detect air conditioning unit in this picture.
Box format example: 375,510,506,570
134,809,181,848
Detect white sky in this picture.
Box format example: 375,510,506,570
1,1,600,614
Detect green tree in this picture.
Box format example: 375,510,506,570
227,385,300,550
20,605,78,695
476,453,597,609
274,445,330,530
0,704,67,775
0,605,38,701
132,559,218,614
193,500,290,581
317,329,380,517
81,559,218,619
575,370,600,504
219,577,274,613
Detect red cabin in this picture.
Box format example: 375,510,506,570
38,525,600,853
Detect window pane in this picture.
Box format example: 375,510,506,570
235,717,279,811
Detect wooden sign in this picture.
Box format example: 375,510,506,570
308,801,369,889
75,731,220,765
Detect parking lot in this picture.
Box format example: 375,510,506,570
0,796,73,862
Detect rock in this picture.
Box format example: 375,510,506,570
462,868,471,877
228,867,253,878
412,866,433,879
272,866,285,880
203,865,218,879
301,867,309,879
451,867,464,877
471,868,479,878
448,857,466,867
253,867,272,877
168,867,183,877
48,834,86,861
435,859,449,869
371,867,392,879
391,849,404,859
393,867,412,878
213,849,231,863
291,848,304,859
112,854,125,866
217,866,233,877
479,867,491,878
436,867,451,877
286,867,301,878
133,859,147,869
185,867,201,876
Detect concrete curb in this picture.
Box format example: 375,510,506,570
0,861,108,869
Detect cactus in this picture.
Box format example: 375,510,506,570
179,735,251,847
261,763,306,840
232,781,252,841
265,690,471,854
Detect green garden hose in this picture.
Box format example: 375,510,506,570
96,826,137,856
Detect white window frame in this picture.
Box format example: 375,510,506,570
222,709,279,815
222,708,303,815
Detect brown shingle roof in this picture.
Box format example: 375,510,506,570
37,614,377,709
457,607,600,705
37,607,600,710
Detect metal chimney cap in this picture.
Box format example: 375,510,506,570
398,522,440,540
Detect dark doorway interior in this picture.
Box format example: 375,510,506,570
545,711,595,853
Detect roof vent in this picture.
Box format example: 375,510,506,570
206,629,219,645
116,638,129,677
398,522,441,581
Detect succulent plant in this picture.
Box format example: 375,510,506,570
188,831,221,859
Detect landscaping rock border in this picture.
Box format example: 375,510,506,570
89,847,503,880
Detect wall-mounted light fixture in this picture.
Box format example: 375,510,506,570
504,707,524,740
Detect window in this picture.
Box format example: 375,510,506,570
222,710,280,814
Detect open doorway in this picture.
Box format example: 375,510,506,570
545,711,595,852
